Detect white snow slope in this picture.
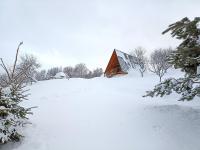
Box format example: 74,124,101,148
2,71,200,150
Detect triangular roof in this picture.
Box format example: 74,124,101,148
104,49,136,77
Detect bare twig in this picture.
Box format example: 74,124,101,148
12,42,23,78
13,63,33,84
0,58,11,81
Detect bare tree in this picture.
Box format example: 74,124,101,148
92,68,103,77
85,71,93,79
73,63,89,78
17,54,40,84
35,70,46,81
63,66,74,78
149,48,172,82
130,47,148,77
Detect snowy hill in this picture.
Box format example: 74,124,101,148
1,72,200,150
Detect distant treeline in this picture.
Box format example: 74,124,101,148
35,64,103,81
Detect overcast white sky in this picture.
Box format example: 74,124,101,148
0,0,199,70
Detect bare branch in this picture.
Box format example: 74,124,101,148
12,42,23,78
0,58,11,81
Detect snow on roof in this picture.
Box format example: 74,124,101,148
115,49,136,72
55,72,66,78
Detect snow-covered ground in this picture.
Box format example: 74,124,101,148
1,70,200,150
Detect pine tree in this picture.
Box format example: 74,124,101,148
144,17,200,101
162,17,200,75
0,42,34,144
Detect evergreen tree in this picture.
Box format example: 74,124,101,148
0,42,34,144
145,17,200,101
162,17,200,75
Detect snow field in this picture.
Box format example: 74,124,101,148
2,71,200,150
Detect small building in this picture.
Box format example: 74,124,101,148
54,72,69,79
104,49,136,77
